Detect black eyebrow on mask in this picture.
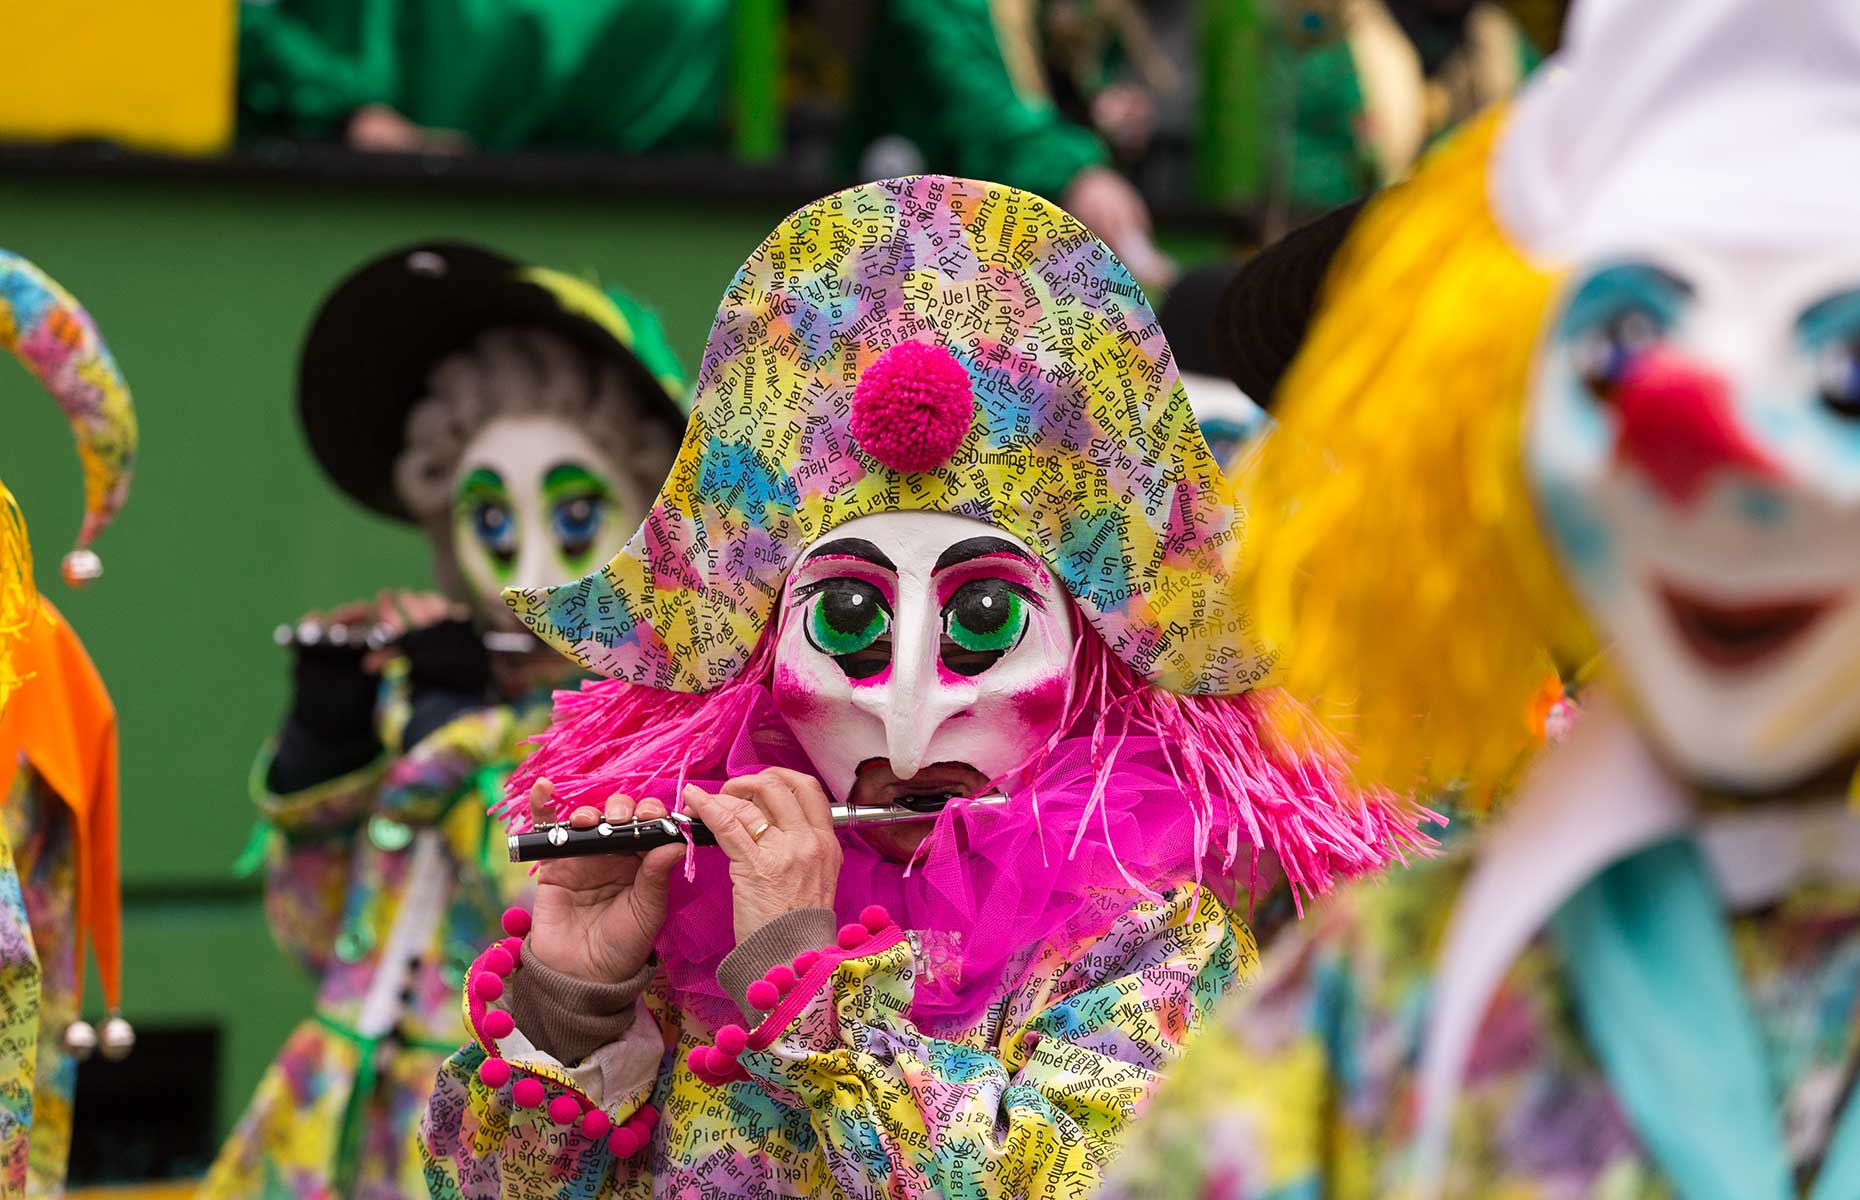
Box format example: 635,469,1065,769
934,536,1037,572
803,538,896,570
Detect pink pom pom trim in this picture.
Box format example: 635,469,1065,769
745,979,779,1011
581,1109,612,1139
686,1041,751,1088
850,340,974,472
609,1127,642,1158
483,946,514,977
836,923,869,951
715,1024,747,1056
793,950,820,975
859,904,890,932
471,971,504,1002
549,1095,582,1126
478,1057,511,1087
512,1078,545,1108
765,964,797,995
501,907,532,938
482,1009,515,1040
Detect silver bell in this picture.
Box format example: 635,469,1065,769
60,549,102,588
63,1019,97,1060
99,1014,135,1061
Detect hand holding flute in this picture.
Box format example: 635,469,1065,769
274,590,526,665
509,791,1010,863
523,780,687,989
521,770,844,986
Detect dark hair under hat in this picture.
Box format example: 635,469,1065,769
1214,198,1367,408
1158,259,1240,382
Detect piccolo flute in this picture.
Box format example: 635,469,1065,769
272,621,538,655
509,795,1012,863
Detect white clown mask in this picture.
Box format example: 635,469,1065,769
450,416,637,631
769,511,1078,807
1528,247,1860,790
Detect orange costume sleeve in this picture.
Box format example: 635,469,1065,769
0,599,121,1014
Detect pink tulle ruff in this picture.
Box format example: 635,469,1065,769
502,628,1434,1033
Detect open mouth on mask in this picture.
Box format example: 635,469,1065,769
851,760,992,813
1658,583,1837,670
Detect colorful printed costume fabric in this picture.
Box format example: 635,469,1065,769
0,815,39,1197
1099,827,1860,1198
0,603,121,1199
421,884,1250,1198
0,771,79,1200
199,676,554,1200
0,251,137,574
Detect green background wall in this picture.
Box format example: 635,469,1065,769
0,165,1223,1163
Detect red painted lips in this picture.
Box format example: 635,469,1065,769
1659,584,1836,669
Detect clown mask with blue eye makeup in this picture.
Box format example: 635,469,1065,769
449,416,633,630
769,511,1078,842
1528,247,1860,791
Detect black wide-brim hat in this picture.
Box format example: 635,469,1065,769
298,240,688,522
1213,198,1367,408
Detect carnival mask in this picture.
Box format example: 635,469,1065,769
770,511,1077,808
1528,249,1860,790
451,416,633,630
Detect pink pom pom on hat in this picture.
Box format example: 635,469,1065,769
850,340,974,472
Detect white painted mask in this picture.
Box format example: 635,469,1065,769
770,511,1078,806
450,416,635,630
1528,247,1860,790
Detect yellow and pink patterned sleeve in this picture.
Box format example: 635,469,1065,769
419,888,1248,1199
740,885,1249,1190
707,887,1249,1197
1096,880,1438,1200
252,752,384,977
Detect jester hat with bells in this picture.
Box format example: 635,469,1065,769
0,249,138,1056
504,176,1427,1026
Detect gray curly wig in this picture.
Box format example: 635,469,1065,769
393,326,680,599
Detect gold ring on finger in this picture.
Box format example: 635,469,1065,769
749,820,772,843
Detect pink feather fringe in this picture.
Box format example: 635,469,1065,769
502,612,1434,1027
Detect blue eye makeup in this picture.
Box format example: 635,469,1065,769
1557,262,1693,401
543,462,615,568
1196,417,1254,466
1799,289,1860,420
456,467,518,574
550,494,604,551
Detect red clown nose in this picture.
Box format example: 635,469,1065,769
1610,349,1780,507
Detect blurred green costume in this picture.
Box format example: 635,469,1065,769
236,0,730,151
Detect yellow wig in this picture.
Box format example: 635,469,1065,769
0,483,35,713
1236,109,1595,803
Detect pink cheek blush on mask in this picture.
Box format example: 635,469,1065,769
1009,674,1070,733
771,663,828,722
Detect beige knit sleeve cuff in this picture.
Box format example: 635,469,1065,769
507,943,655,1066
716,908,839,1019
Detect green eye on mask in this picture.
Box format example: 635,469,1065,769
942,579,1029,654
802,579,892,656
